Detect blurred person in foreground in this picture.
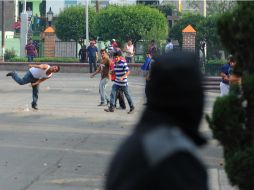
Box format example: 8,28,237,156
105,52,208,190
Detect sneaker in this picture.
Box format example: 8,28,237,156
6,72,14,77
104,107,114,112
128,106,135,114
31,104,38,110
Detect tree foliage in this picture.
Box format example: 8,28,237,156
187,0,237,16
94,5,168,44
136,0,159,5
151,4,174,16
39,0,46,17
207,2,254,189
55,6,96,42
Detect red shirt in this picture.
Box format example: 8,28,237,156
25,43,36,56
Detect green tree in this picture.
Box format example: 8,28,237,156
94,5,168,45
39,0,46,17
207,2,254,190
55,6,96,42
151,4,174,16
187,0,237,16
136,0,159,5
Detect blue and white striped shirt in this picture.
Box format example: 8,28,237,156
114,60,129,86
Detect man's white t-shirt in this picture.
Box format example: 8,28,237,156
29,65,52,79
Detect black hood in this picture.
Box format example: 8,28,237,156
137,52,206,146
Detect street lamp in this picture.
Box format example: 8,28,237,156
1,1,5,62
47,7,54,26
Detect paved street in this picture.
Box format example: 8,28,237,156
0,71,236,190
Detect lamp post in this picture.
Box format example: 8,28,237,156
20,0,28,57
1,1,5,62
85,0,89,46
47,7,54,26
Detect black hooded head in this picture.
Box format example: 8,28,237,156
138,52,206,146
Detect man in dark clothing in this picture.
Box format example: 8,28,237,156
105,52,208,190
79,45,87,63
87,41,98,73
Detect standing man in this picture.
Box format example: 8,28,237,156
123,39,135,63
141,52,153,103
25,38,37,62
105,51,135,114
219,55,233,96
87,40,98,73
79,45,87,63
6,64,60,110
165,38,173,53
90,49,111,106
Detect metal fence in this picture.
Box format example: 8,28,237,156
55,41,77,58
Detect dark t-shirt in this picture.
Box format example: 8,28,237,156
220,63,230,84
87,46,98,58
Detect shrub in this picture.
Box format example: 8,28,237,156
207,2,254,189
4,49,17,61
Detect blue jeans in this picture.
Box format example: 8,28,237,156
99,78,109,103
27,55,34,62
110,84,134,108
12,71,39,106
89,57,97,73
125,56,134,63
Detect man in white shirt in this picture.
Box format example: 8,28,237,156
165,38,173,53
6,64,60,110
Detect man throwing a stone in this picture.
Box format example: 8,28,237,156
6,64,60,110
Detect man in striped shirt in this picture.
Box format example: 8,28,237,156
105,51,135,114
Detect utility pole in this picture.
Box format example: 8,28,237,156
20,0,28,57
85,0,89,46
95,0,99,13
1,1,5,62
203,0,207,17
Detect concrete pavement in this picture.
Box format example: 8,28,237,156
0,71,237,190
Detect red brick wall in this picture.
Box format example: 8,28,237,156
182,32,196,51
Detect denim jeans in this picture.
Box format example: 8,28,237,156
89,57,97,73
109,84,134,108
99,78,109,104
27,55,34,62
12,71,39,106
125,56,134,63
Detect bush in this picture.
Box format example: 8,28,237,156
225,148,254,189
207,2,254,189
4,49,17,61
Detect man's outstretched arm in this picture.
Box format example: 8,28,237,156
31,78,48,87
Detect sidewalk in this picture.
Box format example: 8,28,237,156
208,169,238,190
